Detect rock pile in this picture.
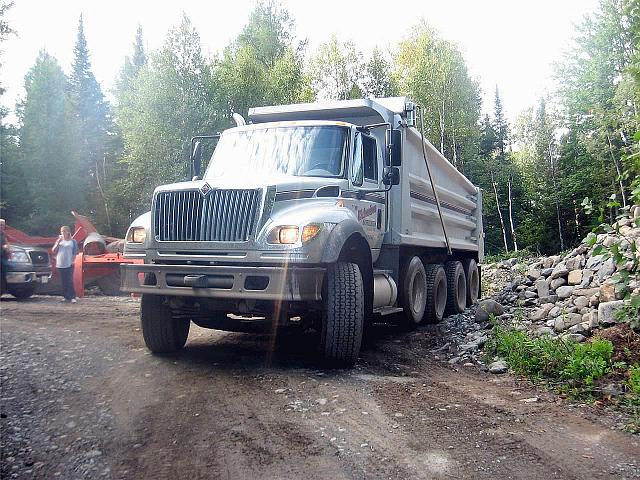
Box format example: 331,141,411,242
484,204,640,342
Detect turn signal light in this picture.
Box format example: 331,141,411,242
302,224,321,243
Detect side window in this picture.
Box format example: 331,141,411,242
351,132,363,186
362,135,378,182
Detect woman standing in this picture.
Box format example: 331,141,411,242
52,226,79,303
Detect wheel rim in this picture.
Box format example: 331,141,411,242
457,273,465,308
411,270,425,316
436,276,447,315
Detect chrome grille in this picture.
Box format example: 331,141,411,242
154,189,260,242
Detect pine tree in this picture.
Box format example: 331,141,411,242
16,52,83,233
115,24,146,95
493,86,509,159
68,14,112,230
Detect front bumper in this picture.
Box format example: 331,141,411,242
5,271,52,285
121,263,325,301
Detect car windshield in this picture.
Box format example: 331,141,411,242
204,125,349,179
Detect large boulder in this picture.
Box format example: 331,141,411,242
475,299,505,322
598,301,624,326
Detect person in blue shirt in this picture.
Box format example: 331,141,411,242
52,226,79,303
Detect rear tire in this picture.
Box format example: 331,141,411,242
423,264,447,324
399,256,427,329
462,258,480,306
444,261,467,315
8,285,36,300
319,262,364,368
141,294,190,353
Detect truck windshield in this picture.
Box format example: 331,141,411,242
204,125,348,179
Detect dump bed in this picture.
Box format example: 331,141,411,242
248,97,483,259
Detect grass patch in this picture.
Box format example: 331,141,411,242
486,321,640,432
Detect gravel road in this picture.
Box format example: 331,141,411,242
1,295,638,479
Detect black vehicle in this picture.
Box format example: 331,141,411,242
1,244,52,299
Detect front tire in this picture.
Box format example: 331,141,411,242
141,294,190,353
319,262,364,368
8,285,36,300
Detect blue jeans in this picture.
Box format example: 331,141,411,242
58,266,76,300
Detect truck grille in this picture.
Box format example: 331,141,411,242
154,189,261,242
29,251,49,265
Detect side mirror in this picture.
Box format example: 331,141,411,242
383,166,400,186
390,129,402,166
191,141,202,178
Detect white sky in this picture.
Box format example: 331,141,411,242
1,0,599,125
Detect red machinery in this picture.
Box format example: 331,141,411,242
4,211,142,297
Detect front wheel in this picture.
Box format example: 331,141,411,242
141,294,190,353
8,284,36,300
319,262,364,368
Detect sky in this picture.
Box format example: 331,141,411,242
1,0,600,125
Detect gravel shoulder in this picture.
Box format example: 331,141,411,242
1,295,638,479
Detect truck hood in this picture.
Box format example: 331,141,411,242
155,173,347,195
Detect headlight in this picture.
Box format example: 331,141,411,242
8,249,30,263
127,227,147,244
267,224,322,244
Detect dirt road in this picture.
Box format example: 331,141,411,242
1,295,638,479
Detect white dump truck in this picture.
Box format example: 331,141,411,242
121,97,483,366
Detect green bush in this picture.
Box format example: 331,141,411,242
630,365,640,394
489,324,614,387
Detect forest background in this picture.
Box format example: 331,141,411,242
0,0,638,256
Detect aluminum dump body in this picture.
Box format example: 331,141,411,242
249,97,483,259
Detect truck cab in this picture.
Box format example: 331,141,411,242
121,97,482,367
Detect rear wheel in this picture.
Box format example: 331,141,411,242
423,264,447,324
319,262,364,368
8,284,36,300
141,294,190,353
399,256,427,329
444,261,467,315
462,258,480,306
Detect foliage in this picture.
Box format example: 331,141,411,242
488,323,615,387
13,52,84,233
308,35,363,101
630,364,640,393
394,22,481,171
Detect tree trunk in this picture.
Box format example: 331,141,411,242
547,142,565,251
606,132,627,208
507,178,518,252
491,171,509,253
439,99,445,155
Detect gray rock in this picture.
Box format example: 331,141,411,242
562,333,586,343
535,279,549,298
596,258,615,281
524,291,537,299
526,268,541,280
550,263,569,280
583,311,598,328
532,326,554,337
602,383,623,397
549,306,562,318
579,269,594,288
598,300,624,326
541,267,554,277
475,299,505,322
556,286,574,299
554,313,583,332
573,287,599,297
573,296,589,309
489,360,508,374
586,254,605,270
531,304,554,322
550,277,567,290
